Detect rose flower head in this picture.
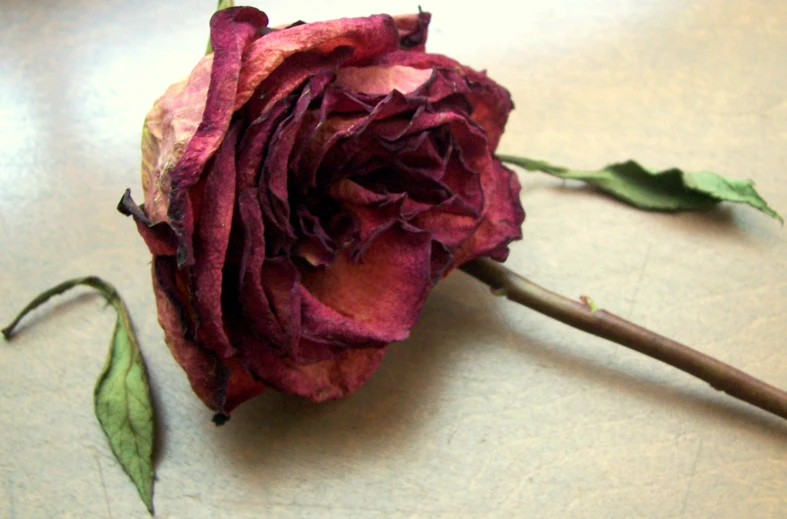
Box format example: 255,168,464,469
119,6,525,421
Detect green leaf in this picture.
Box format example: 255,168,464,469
206,0,235,54
497,154,782,223
3,277,155,515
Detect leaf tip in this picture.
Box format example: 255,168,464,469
143,491,155,516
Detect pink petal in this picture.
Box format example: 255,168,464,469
335,65,433,96
141,54,213,225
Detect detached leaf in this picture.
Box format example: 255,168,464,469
2,277,155,514
497,154,782,223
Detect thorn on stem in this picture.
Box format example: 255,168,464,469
580,295,598,312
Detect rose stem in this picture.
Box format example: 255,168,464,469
460,257,787,422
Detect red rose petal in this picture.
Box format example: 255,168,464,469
236,188,288,347
235,14,401,109
452,159,525,266
153,257,267,414
168,7,271,267
190,123,241,359
301,223,434,340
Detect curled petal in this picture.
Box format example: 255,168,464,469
156,7,270,266
392,11,432,51
373,52,514,150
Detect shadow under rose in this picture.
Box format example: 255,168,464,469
211,271,496,474
209,266,787,486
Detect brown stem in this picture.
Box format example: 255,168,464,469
460,257,787,422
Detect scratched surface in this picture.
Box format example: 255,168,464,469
2,0,787,517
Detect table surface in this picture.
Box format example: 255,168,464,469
2,1,786,517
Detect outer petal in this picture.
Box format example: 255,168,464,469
141,55,213,225
452,159,525,267
153,257,266,414
147,7,270,267
234,14,402,109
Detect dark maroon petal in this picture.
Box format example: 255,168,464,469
236,189,288,346
258,72,336,256
260,257,303,353
328,179,406,253
236,99,290,192
189,123,241,359
246,46,354,117
412,195,481,249
298,90,422,187
237,327,388,401
430,240,453,280
295,208,337,267
299,287,395,347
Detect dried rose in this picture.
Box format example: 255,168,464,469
119,6,524,419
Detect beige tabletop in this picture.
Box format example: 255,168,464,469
2,1,786,517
